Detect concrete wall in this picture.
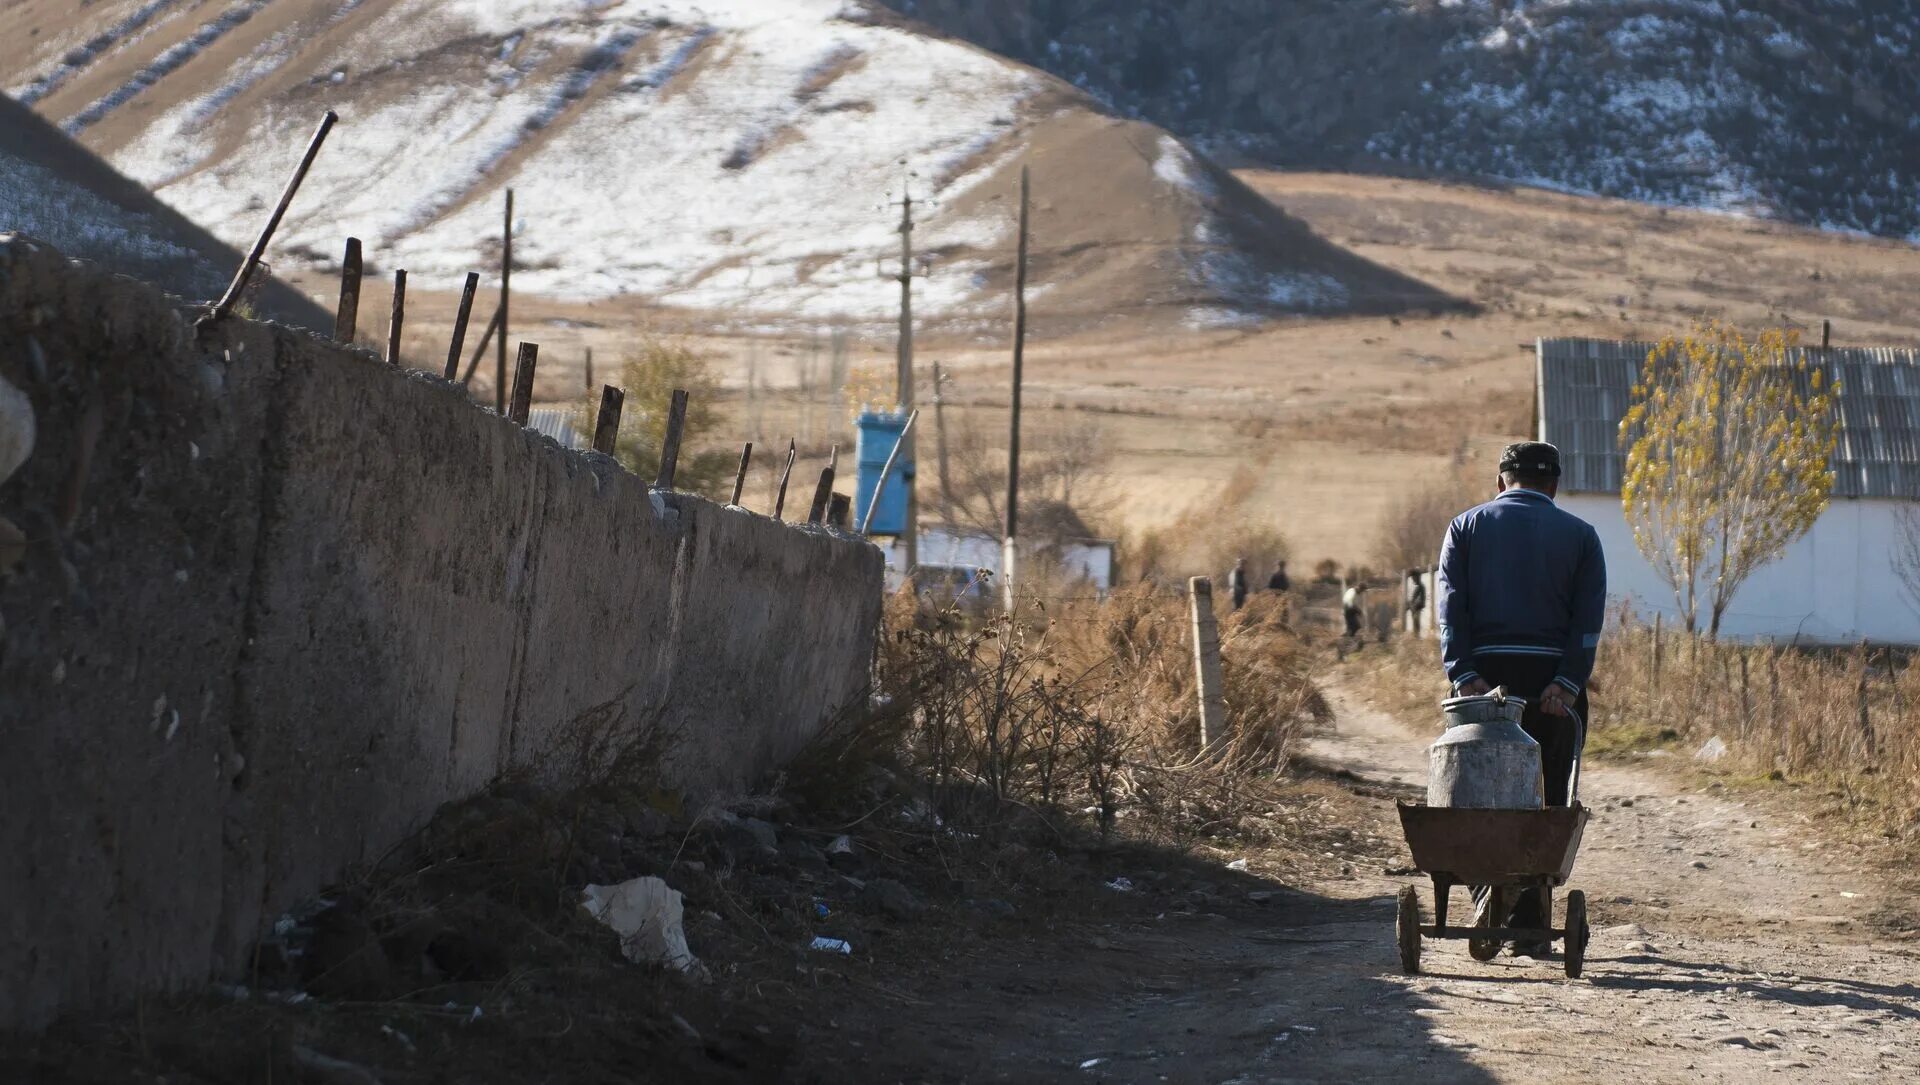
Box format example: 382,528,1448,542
1564,492,1920,645
0,236,884,1029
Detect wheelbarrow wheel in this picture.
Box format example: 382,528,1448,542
1563,890,1588,979
1396,886,1421,975
1468,887,1503,962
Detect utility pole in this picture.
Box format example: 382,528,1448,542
932,360,954,513
1002,165,1030,613
496,188,513,413
890,177,921,574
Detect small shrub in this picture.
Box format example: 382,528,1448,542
577,338,735,496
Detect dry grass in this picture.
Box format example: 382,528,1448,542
809,583,1329,850
1591,613,1920,824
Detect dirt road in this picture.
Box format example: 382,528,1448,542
1291,682,1920,1083
838,680,1920,1084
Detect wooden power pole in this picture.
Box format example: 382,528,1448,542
891,180,921,574
1002,165,1030,613
932,360,954,511
496,188,513,413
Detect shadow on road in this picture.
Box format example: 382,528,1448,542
1589,955,1920,1019
800,825,1502,1084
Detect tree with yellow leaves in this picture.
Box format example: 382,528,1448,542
1619,323,1840,638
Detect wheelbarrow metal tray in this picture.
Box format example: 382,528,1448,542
1397,803,1590,885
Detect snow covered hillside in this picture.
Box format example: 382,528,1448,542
2,0,1449,329
888,0,1920,241
0,94,328,327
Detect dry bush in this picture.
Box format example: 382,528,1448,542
576,337,736,497
854,582,1327,847
361,697,679,923
1376,467,1485,574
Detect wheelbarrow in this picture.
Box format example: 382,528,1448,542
1394,803,1592,977
1392,705,1594,978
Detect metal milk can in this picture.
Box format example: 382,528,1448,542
1428,690,1545,809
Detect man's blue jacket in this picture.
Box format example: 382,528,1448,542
1437,487,1607,695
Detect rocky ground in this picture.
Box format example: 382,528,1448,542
6,651,1916,1083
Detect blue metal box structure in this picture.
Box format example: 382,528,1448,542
854,409,913,535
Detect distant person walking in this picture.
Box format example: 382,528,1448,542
1228,557,1250,610
1267,560,1290,593
1404,569,1428,636
1342,582,1367,639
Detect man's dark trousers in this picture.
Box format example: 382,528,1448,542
1470,652,1587,934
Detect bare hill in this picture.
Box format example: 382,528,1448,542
0,94,327,328
1,0,1451,332
887,0,1920,241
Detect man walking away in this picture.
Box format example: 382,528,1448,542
1404,569,1428,636
1437,442,1606,958
1341,582,1367,639
1268,560,1290,593
1228,556,1250,611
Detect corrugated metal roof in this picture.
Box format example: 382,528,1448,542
525,408,584,450
1537,337,1920,499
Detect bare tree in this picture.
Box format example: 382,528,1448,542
929,411,1113,539
1377,469,1486,574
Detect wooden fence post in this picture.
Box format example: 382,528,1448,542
444,272,479,380
807,459,836,524
773,439,797,520
1651,613,1663,698
206,110,337,326
1857,639,1876,754
1188,577,1228,755
1739,652,1750,742
507,342,538,425
655,389,688,489
592,385,624,456
497,188,513,414
730,443,753,506
827,492,852,530
1768,647,1781,763
385,269,407,366
334,237,362,342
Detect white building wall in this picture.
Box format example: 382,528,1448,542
879,528,1115,595
1561,493,1920,645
